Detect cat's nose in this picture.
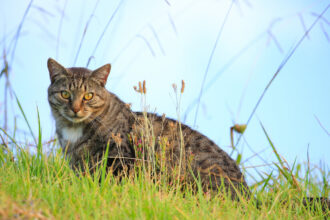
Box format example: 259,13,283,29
71,102,81,113
72,107,80,113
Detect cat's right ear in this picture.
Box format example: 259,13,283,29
47,58,69,83
90,64,111,87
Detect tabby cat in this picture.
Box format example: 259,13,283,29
47,58,250,199
47,58,330,210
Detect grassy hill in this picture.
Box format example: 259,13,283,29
0,120,328,219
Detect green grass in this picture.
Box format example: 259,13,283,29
0,139,329,219
1,2,329,219
0,95,328,219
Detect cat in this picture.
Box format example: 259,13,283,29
46,57,250,199
47,58,330,210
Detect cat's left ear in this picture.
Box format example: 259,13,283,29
91,64,111,87
47,58,70,83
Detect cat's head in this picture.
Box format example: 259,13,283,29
47,58,111,124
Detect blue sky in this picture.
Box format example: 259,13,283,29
1,0,329,183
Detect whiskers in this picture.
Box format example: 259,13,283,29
58,107,91,124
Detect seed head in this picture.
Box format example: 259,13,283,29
181,80,185,93
143,80,146,94
111,132,122,146
172,83,177,92
233,124,247,134
134,81,145,93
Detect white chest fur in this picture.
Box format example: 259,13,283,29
61,126,83,144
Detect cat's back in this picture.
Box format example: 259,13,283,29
133,112,249,197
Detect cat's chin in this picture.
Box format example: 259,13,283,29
64,115,89,124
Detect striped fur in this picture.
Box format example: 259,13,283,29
47,58,249,199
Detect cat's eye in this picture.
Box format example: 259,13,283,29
84,92,93,101
61,91,70,99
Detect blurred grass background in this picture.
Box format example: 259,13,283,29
0,0,329,218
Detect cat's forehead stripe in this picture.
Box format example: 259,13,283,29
79,78,85,89
67,67,92,75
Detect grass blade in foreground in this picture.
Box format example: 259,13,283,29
15,95,37,145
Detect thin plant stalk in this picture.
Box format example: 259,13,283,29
235,4,330,147
193,0,235,127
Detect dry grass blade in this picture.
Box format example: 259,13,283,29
319,22,330,42
193,0,235,127
56,0,68,59
1,51,11,131
235,4,330,146
183,32,266,122
147,24,166,56
0,198,51,220
136,34,156,57
0,132,9,149
241,147,268,164
88,0,125,67
112,1,198,66
311,12,330,26
267,30,283,53
242,136,267,163
73,0,100,65
31,5,55,18
0,128,20,149
243,0,253,8
244,163,279,169
298,13,309,39
10,0,34,65
29,17,56,41
314,114,330,136
164,0,171,6
168,13,178,36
